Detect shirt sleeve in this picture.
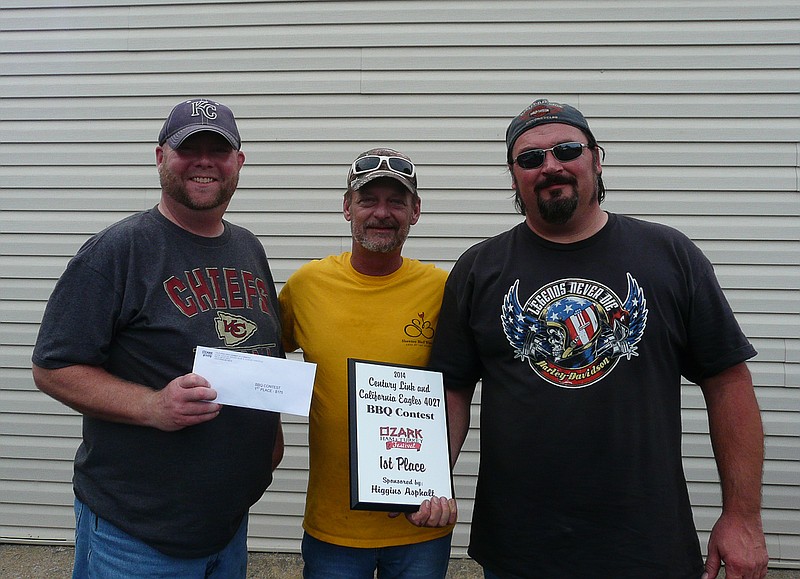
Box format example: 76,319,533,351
680,246,757,383
429,265,483,392
277,275,300,354
32,249,122,369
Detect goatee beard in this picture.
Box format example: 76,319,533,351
535,176,579,224
538,195,578,224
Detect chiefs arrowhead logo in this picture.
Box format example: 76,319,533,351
215,312,258,347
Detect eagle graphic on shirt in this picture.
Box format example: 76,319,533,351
501,273,647,388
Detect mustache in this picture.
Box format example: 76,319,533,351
535,175,577,193
365,219,397,228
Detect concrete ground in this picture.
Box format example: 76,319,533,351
2,544,798,578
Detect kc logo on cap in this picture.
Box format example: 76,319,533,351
190,100,219,120
158,98,242,150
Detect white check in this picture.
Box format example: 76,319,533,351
192,346,316,416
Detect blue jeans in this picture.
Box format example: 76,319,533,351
72,497,248,578
301,531,452,579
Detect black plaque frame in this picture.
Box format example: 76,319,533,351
348,358,453,512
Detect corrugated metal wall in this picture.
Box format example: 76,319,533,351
1,0,798,567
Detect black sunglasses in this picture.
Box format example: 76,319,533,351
351,155,416,178
512,142,588,169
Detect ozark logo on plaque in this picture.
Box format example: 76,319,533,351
380,426,423,451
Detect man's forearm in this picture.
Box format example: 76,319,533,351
33,363,155,425
32,363,220,431
700,362,764,513
446,386,475,467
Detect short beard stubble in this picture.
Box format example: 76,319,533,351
159,163,239,211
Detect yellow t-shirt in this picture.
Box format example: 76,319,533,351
279,253,452,548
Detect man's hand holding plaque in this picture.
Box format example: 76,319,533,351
389,496,458,528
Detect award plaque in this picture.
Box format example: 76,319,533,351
348,358,453,512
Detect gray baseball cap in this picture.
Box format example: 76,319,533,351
158,98,241,150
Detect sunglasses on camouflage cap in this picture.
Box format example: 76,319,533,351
512,142,588,169
351,155,416,178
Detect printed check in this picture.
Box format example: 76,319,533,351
192,346,316,416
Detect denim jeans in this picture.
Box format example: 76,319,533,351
72,497,248,578
301,531,452,579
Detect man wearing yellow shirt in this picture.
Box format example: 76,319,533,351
279,148,456,578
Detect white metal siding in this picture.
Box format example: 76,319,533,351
1,0,798,567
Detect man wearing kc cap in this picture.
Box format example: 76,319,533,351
280,148,456,578
33,98,284,578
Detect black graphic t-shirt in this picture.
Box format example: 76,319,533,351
429,213,756,579
33,207,282,558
